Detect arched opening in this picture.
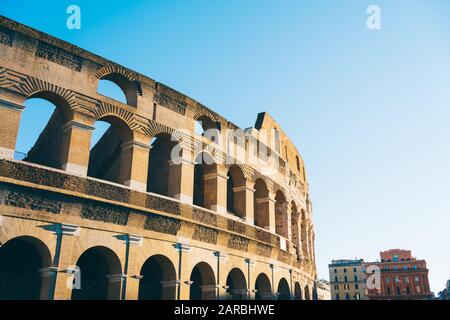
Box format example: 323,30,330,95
304,285,311,300
97,79,127,104
254,179,270,229
275,191,288,238
87,115,133,185
189,262,216,300
15,92,71,169
0,236,52,300
291,202,300,258
195,115,220,143
277,278,290,300
226,165,246,217
71,246,122,300
255,273,272,300
301,210,308,257
139,255,177,300
294,282,302,300
147,133,178,196
226,268,247,300
193,152,216,209
97,73,138,107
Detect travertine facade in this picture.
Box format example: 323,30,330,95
0,16,316,300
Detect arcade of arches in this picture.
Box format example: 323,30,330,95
0,16,316,301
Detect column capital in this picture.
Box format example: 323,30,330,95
106,273,127,283
56,224,80,237
127,234,143,246
214,251,228,261
62,120,95,134
174,242,191,253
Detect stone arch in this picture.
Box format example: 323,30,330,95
16,91,73,169
304,284,311,300
95,65,142,107
189,262,216,300
294,282,302,300
277,278,290,300
138,254,177,300
71,246,122,300
87,114,135,185
195,114,220,144
147,132,179,197
226,165,246,218
0,236,52,300
193,151,217,209
275,190,289,238
255,273,272,300
254,178,270,229
226,268,247,300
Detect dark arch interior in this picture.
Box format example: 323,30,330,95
226,268,247,300
255,273,272,300
0,236,51,300
304,285,311,300
193,152,216,208
139,255,176,300
87,116,133,185
254,178,269,228
196,115,219,143
277,278,290,300
294,282,302,300
71,246,121,300
189,262,216,300
147,133,178,196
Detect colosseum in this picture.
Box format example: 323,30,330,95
0,16,316,300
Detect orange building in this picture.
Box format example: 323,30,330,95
366,249,433,300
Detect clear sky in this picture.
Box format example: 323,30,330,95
1,0,449,295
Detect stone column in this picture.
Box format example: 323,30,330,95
233,179,255,224
53,224,80,300
60,113,95,176
204,164,228,214
124,235,143,300
286,202,292,241
120,134,151,192
267,191,277,233
214,251,228,300
0,98,24,159
168,150,195,204
245,258,256,300
175,243,191,300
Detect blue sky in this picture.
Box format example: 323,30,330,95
1,0,449,294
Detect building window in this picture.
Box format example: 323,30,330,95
413,265,417,270
384,266,389,271
393,255,399,262
345,293,350,300
395,277,399,283
296,155,300,171
387,287,391,295
416,286,421,293
405,277,410,283
335,294,340,300
354,275,358,282
334,269,337,273
344,276,348,283
403,265,408,270
343,268,347,273
353,267,357,272
334,284,339,290
406,286,411,294
335,276,338,282
355,283,359,290
396,287,401,295
393,266,398,271
415,276,420,283
386,278,389,283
